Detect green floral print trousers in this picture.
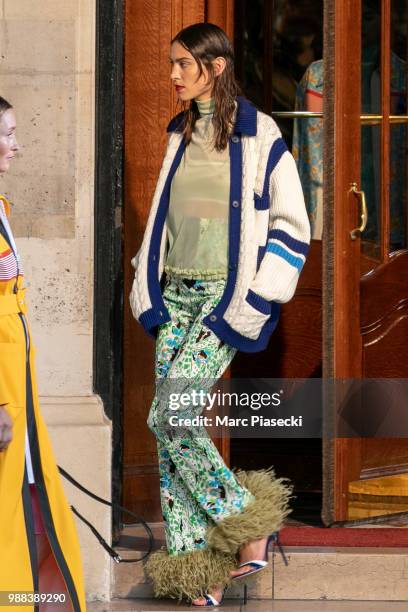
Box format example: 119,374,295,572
147,275,255,555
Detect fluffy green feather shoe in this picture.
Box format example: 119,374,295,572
206,467,293,555
144,546,236,602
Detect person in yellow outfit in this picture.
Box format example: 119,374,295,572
0,96,86,611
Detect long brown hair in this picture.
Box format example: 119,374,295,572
0,96,12,118
171,23,242,151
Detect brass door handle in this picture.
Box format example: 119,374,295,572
350,182,368,240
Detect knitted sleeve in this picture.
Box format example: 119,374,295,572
248,144,311,303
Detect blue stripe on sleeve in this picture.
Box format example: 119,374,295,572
268,229,310,256
266,242,304,271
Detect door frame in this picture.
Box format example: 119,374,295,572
322,0,363,524
95,0,399,532
99,0,326,541
94,0,124,540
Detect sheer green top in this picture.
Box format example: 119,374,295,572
164,97,230,280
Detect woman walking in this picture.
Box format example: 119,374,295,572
0,96,86,611
130,23,311,606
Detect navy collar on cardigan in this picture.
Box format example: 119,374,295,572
166,95,257,136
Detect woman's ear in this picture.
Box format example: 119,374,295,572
213,56,226,77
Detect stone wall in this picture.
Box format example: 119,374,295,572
0,1,111,601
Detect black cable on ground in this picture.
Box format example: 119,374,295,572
58,465,154,563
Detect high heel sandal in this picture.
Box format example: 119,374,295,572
191,585,227,607
231,531,288,581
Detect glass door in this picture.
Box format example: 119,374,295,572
360,0,407,267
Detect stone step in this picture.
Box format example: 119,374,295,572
112,547,408,601
112,531,408,601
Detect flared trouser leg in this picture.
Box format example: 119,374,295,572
144,277,293,601
149,278,254,550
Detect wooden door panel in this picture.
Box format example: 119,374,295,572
361,250,408,377
363,322,408,376
359,252,408,492
361,440,408,476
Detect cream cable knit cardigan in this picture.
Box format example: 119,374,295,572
129,96,311,353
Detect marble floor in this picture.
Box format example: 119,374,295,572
87,600,408,611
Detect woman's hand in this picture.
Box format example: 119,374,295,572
0,405,13,451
